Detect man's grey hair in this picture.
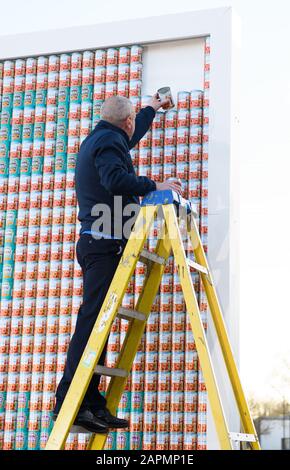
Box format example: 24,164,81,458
100,95,134,126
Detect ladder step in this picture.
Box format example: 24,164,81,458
140,249,166,266
117,306,146,322
70,425,91,434
187,258,208,275
229,432,257,443
95,365,128,378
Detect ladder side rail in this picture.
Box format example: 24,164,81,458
187,214,260,449
163,204,233,450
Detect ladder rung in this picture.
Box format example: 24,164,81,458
229,432,257,443
140,249,166,266
187,258,208,275
117,306,146,322
70,425,91,434
95,365,128,378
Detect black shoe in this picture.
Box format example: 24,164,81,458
52,408,109,434
93,408,129,429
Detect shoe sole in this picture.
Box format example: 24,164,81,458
107,422,129,429
74,420,108,434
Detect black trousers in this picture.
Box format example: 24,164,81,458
54,234,124,413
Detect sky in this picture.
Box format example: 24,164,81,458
1,0,290,403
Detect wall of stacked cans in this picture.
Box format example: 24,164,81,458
0,39,210,450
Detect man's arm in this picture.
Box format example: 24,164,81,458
129,94,171,149
129,106,155,150
95,138,156,196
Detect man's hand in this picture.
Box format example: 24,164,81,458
148,93,171,112
156,179,182,195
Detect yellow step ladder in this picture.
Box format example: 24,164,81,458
45,190,260,451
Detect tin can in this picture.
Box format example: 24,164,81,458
71,52,82,70
144,371,157,392
183,432,197,450
145,331,158,352
184,412,197,433
184,391,198,412
158,371,170,392
130,45,143,62
36,73,48,90
107,48,118,65
144,391,157,412
82,50,94,68
129,79,141,98
130,411,143,432
105,82,117,99
170,411,183,432
151,146,163,164
130,431,142,450
48,55,59,72
104,432,116,450
145,351,158,372
177,127,189,145
177,109,190,127
130,62,142,80
176,162,188,180
189,126,202,144
170,432,183,450
117,80,129,97
119,47,130,64
130,96,141,113
139,147,151,165
162,162,174,180
106,65,118,82
185,370,198,391
116,430,130,450
171,371,184,391
156,432,169,450
150,164,162,182
152,128,164,147
95,49,106,66
190,90,203,108
117,63,129,81
117,391,130,413
160,292,172,313
14,59,25,76
172,331,185,351
171,391,184,412
157,390,170,412
143,411,156,432
172,351,185,372
130,390,143,412
3,77,14,94
177,91,190,110
190,108,203,126
70,85,82,103
143,431,155,450
158,352,171,372
164,128,177,146
3,429,15,450
3,60,15,77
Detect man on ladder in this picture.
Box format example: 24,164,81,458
53,94,182,434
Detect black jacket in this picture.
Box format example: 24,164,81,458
75,105,157,240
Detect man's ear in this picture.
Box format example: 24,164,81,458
126,115,133,127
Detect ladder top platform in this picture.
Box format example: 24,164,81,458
141,190,198,216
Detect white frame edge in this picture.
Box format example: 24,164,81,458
0,7,241,450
